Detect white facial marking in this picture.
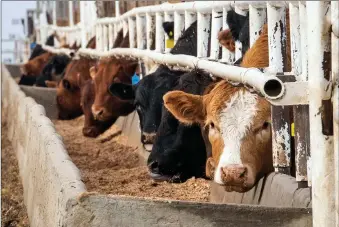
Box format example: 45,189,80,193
214,90,258,184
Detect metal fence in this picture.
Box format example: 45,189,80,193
34,1,338,226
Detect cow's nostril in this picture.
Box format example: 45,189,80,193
148,161,159,173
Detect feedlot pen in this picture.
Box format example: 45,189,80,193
2,0,339,226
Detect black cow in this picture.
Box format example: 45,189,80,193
110,20,214,182
28,34,55,60
109,21,198,151
226,9,249,64
35,54,71,87
148,70,214,182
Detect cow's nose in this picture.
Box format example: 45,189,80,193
148,161,160,174
221,164,247,186
92,106,104,118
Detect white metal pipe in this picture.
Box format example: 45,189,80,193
221,7,235,63
164,12,174,53
197,12,211,58
234,6,247,60
174,11,185,44
249,5,266,47
331,2,339,226
146,13,155,50
108,24,114,49
136,14,146,49
78,47,284,100
267,3,287,73
209,9,223,60
103,25,108,51
128,17,137,48
289,3,301,77
307,2,335,226
184,10,196,29
69,1,74,26
155,12,165,53
115,0,120,17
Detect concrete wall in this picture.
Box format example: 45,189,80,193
2,64,312,226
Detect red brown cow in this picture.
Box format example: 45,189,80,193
90,32,137,122
56,36,97,119
164,23,292,192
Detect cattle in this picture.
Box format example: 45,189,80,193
56,36,97,120
109,21,198,152
147,70,215,182
19,51,55,86
163,22,293,192
73,29,128,137
90,31,137,123
35,54,72,87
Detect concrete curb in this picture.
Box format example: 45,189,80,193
2,65,86,227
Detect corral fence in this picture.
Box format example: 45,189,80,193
32,1,339,226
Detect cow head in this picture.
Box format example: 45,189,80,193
218,29,235,52
164,81,273,192
77,74,116,137
56,57,96,120
109,66,183,152
147,70,214,182
90,58,137,122
20,52,53,80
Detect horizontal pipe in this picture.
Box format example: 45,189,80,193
41,45,74,57
77,47,284,100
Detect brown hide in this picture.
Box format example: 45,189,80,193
21,52,54,77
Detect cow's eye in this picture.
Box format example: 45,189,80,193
262,122,270,130
210,122,215,129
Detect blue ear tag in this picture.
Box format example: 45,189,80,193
132,72,140,85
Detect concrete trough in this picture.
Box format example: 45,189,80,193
1,64,312,227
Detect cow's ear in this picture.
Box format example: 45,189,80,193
164,91,205,125
108,83,135,100
89,66,97,80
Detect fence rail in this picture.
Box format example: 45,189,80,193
33,1,339,226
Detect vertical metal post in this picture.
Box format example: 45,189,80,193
123,19,129,37
115,0,120,17
155,12,165,52
174,11,184,44
289,2,310,186
128,16,136,48
108,24,114,49
69,0,74,26
307,1,335,226
146,13,155,50
267,3,292,175
103,24,108,51
96,24,103,51
209,9,223,60
164,12,173,53
80,1,87,47
184,10,196,30
197,12,211,58
332,3,339,226
53,1,57,26
221,7,235,64
234,6,246,60
249,5,266,47
136,14,146,49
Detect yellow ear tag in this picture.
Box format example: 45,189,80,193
166,39,174,48
169,31,173,37
291,122,295,137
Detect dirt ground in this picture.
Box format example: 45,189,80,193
1,117,30,227
53,116,210,202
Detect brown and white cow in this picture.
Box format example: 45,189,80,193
164,24,286,192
